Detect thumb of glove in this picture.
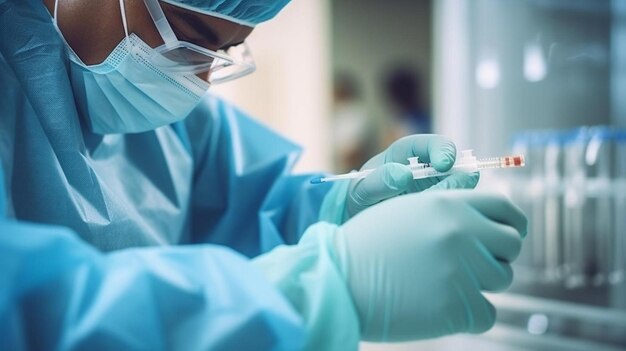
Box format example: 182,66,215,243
428,137,457,172
348,163,413,214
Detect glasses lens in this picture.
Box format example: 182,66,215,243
209,43,255,84
150,42,255,82
209,63,252,84
161,46,215,66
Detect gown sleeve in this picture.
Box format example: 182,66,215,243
182,94,335,257
0,2,353,349
0,212,307,351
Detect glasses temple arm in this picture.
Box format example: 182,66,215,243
143,0,178,49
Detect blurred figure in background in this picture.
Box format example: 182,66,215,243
331,73,374,173
382,66,432,146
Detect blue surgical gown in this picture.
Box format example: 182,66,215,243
0,0,336,349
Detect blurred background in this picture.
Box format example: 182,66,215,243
212,0,626,349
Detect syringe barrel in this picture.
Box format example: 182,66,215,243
411,163,479,179
477,155,526,170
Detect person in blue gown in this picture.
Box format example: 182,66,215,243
0,0,528,349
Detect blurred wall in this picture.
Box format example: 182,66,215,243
332,0,433,150
211,0,332,173
613,0,626,127
434,0,613,154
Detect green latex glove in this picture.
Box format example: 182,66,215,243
344,134,479,221
252,223,361,350
334,190,528,341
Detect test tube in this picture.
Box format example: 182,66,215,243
612,130,626,285
529,132,548,278
562,128,588,288
543,132,564,282
510,132,534,276
586,127,614,286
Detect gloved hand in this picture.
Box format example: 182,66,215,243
334,190,528,341
343,134,479,221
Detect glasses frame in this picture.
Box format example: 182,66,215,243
143,0,256,83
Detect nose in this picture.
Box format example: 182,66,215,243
196,70,211,83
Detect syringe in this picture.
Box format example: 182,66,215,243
310,150,525,184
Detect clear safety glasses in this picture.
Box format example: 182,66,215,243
143,0,256,84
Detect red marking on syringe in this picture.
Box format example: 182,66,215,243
500,155,525,168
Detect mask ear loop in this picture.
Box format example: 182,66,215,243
118,0,130,38
119,0,141,58
53,0,59,24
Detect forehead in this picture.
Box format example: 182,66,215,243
160,1,254,50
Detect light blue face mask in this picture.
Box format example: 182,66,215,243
54,0,210,134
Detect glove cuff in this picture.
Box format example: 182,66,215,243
252,222,360,350
318,180,351,225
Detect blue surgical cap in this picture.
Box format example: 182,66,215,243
161,0,291,27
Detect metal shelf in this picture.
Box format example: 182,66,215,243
486,293,626,349
360,293,626,351
486,293,626,327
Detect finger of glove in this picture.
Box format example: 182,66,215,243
384,135,456,172
451,269,496,334
425,172,480,191
466,292,496,334
405,174,444,193
349,163,413,210
462,193,528,238
464,239,514,292
470,216,523,262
